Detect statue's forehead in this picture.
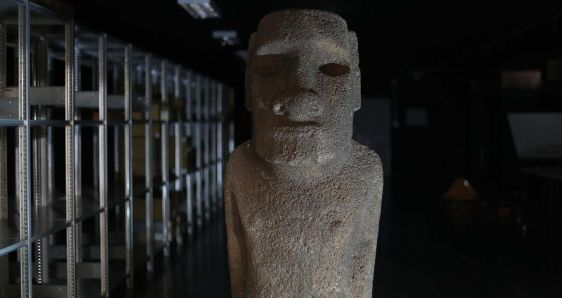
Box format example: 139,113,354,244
254,38,350,58
253,10,349,51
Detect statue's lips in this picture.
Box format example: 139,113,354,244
266,113,319,127
273,121,318,127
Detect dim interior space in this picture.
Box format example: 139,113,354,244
1,0,562,297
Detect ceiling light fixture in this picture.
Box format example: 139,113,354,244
178,0,220,19
212,30,238,46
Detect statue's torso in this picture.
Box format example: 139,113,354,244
225,141,383,297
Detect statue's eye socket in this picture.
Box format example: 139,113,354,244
255,64,281,76
319,63,350,77
254,55,283,77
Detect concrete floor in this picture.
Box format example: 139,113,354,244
133,220,231,298
128,183,561,298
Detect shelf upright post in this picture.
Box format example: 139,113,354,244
160,60,170,256
32,30,50,286
0,19,9,298
209,80,216,216
47,110,54,204
64,20,78,298
0,19,7,222
203,78,210,222
112,62,121,223
184,71,193,236
93,127,99,198
74,48,81,199
112,56,121,195
74,36,82,264
216,83,223,208
228,87,235,154
124,44,134,289
17,2,33,297
173,65,182,244
144,54,154,272
194,74,202,229
172,65,185,245
114,127,120,176
184,70,192,139
98,33,109,298
174,65,182,193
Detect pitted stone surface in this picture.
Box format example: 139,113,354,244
225,9,383,298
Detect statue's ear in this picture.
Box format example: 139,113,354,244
348,31,361,111
245,33,256,111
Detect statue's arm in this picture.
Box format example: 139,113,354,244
351,158,383,297
224,187,246,298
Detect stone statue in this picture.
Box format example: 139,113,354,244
224,9,383,298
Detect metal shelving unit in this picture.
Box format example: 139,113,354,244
0,0,235,297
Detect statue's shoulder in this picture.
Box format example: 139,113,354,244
225,141,259,189
226,141,252,170
350,141,383,182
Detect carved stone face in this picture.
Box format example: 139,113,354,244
247,10,361,166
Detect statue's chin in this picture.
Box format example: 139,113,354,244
258,146,325,166
253,126,351,167
255,126,322,166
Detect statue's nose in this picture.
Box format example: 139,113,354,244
287,59,316,93
272,102,286,116
272,90,322,121
270,59,322,121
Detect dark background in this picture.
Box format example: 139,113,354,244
69,0,562,296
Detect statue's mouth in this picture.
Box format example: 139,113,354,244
268,113,319,127
277,120,318,127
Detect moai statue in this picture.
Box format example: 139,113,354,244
224,9,383,298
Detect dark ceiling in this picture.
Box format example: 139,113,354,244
75,0,562,90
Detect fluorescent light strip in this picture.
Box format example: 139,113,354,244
178,0,220,19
